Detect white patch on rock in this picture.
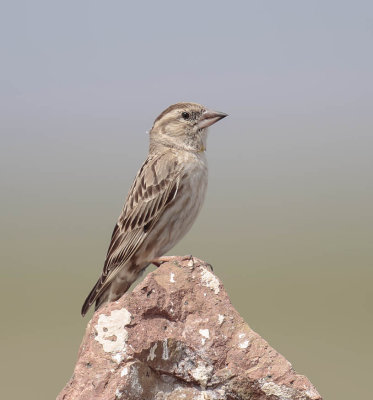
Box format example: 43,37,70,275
238,333,250,349
199,328,210,345
306,387,321,398
115,388,122,398
199,329,210,339
94,308,132,363
190,362,213,388
147,342,158,361
200,268,220,294
170,272,175,283
120,366,128,377
259,380,296,399
128,364,143,396
218,314,224,324
188,259,194,267
162,338,169,360
113,353,124,364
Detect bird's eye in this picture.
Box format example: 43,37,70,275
182,112,190,120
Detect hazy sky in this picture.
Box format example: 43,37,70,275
1,2,372,399
1,1,372,118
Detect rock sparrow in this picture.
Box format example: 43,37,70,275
81,102,227,316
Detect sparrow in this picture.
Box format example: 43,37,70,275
81,102,227,316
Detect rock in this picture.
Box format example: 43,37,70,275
58,259,322,400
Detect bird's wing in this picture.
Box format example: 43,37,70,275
103,152,181,277
81,152,181,314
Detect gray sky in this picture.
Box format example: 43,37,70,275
2,1,372,118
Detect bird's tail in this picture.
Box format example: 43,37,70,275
81,277,104,317
81,274,134,317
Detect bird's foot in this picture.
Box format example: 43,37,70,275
151,255,207,268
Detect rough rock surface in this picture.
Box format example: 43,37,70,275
58,259,322,400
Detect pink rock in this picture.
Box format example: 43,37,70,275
58,259,322,400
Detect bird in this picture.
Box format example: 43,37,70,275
81,102,227,316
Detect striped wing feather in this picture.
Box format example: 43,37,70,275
81,153,180,315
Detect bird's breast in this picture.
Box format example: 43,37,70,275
145,155,208,259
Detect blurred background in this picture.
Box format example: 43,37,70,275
1,1,372,399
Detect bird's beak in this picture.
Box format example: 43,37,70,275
197,109,228,129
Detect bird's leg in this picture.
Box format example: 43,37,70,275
151,255,206,268
151,255,192,267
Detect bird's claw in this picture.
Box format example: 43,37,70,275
151,255,207,268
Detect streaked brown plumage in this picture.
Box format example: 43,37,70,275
81,102,227,316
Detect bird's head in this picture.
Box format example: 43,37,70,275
150,102,227,153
